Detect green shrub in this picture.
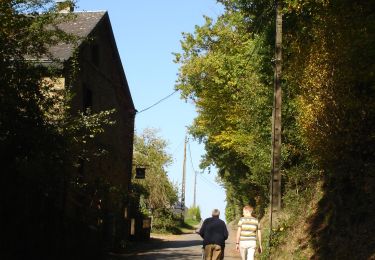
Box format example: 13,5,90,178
186,206,201,221
152,208,182,234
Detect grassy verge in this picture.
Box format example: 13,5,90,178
178,218,200,234
152,217,200,235
259,181,323,260
184,218,201,227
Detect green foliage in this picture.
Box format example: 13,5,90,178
176,0,375,258
132,128,180,234
152,212,199,235
175,7,273,221
174,0,309,222
186,205,202,221
0,0,116,258
132,128,178,211
151,208,183,234
281,1,375,258
184,217,201,227
259,181,322,259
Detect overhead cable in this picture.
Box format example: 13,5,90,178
137,90,178,114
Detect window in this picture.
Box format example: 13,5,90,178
92,43,100,67
82,85,92,112
78,158,85,178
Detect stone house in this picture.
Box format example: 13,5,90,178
44,6,138,251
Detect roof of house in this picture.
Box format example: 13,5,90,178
45,11,136,112
48,11,106,61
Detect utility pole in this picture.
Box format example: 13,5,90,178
181,136,187,213
270,0,283,241
193,171,197,207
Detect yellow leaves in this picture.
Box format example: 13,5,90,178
212,130,236,149
210,129,255,157
289,6,375,165
39,77,67,123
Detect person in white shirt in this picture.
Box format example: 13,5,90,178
235,205,262,260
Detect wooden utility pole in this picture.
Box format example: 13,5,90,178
181,136,187,211
193,171,197,207
270,0,283,233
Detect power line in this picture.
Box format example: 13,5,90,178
171,137,185,157
187,138,197,173
198,173,222,191
187,138,197,206
187,138,222,191
136,90,178,114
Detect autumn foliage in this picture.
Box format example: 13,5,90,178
175,0,375,258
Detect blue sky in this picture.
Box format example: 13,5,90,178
76,0,226,220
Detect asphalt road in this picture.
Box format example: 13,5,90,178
108,228,241,260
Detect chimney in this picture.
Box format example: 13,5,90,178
56,0,74,13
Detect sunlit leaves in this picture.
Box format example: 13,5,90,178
133,129,178,212
175,8,273,218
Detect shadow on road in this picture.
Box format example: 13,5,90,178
157,239,202,249
107,235,203,259
109,251,202,260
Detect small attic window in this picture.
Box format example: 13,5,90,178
92,43,100,67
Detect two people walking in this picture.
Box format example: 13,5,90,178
199,205,262,260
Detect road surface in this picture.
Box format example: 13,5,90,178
108,227,240,259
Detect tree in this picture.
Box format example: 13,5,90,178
176,0,375,258
174,5,303,220
132,128,178,215
0,1,115,258
282,1,375,258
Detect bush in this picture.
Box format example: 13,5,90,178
151,208,182,234
186,206,201,221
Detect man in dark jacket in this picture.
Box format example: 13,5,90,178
199,209,228,260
